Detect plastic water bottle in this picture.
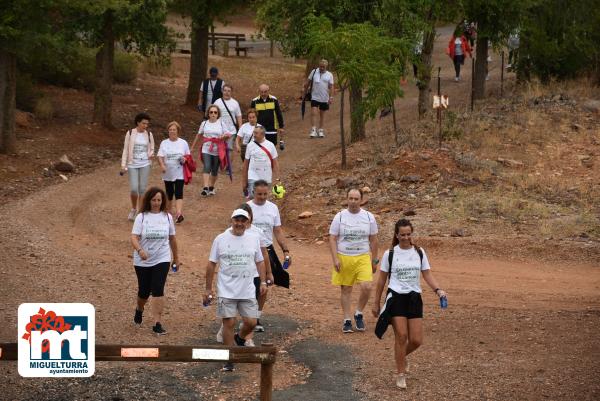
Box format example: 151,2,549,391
202,295,213,307
171,263,178,273
440,296,448,309
282,255,290,270
279,140,285,151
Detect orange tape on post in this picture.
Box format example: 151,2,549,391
121,348,160,358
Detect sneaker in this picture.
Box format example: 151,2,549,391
222,362,235,372
343,319,353,333
133,309,143,325
309,127,318,138
234,333,246,346
208,188,216,196
201,188,209,196
127,209,136,221
454,77,459,82
216,325,223,343
254,320,265,332
245,338,256,347
396,373,407,389
317,129,325,138
152,322,167,335
175,214,184,224
354,313,366,331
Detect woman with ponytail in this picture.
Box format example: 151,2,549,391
371,218,447,390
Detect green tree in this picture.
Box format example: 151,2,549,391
462,0,524,99
170,0,243,106
0,0,72,153
305,16,408,165
70,0,173,128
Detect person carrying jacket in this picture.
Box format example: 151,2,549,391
250,84,285,146
446,28,472,82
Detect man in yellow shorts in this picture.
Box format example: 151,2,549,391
328,188,379,333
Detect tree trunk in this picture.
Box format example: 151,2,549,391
417,26,436,119
473,35,488,100
0,50,17,154
93,10,115,129
349,83,365,143
185,20,209,106
339,86,346,169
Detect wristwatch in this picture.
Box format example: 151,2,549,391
372,258,380,264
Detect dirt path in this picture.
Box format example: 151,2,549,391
1,27,599,401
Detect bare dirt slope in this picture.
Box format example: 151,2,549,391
1,25,599,401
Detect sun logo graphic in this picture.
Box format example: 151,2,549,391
18,303,95,377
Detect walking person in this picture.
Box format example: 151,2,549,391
250,84,285,146
120,112,155,221
247,180,291,332
131,187,178,335
242,125,280,199
204,208,268,371
214,84,243,160
446,27,472,82
329,188,379,333
198,66,224,115
157,121,190,223
190,105,232,197
371,218,447,389
236,109,259,163
304,59,334,138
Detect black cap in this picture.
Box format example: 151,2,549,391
209,66,218,74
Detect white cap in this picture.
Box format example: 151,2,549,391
231,209,249,219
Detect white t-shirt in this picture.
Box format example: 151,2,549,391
198,119,228,156
132,212,175,267
308,69,334,103
245,139,278,182
203,79,224,105
238,122,256,145
157,138,190,181
247,200,281,247
209,230,264,299
380,246,430,294
129,131,151,169
214,97,241,135
329,209,378,256
228,224,268,278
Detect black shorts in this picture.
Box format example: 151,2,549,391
202,153,220,176
265,133,278,146
134,262,170,299
311,100,329,111
387,291,423,319
164,179,184,200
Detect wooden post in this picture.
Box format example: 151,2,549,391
210,25,215,55
260,343,274,401
235,35,240,57
500,51,505,97
270,40,274,57
470,58,475,111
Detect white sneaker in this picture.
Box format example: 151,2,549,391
317,129,325,138
309,127,317,138
245,339,255,347
216,325,223,343
454,77,459,82
127,209,136,221
208,188,216,196
396,373,407,389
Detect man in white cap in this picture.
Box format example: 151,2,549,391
204,208,268,372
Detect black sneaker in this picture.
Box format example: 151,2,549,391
234,333,246,346
134,309,143,325
354,313,366,331
222,362,235,372
152,322,167,335
175,214,184,224
201,188,209,196
343,319,353,333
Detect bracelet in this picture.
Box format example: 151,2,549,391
372,258,380,264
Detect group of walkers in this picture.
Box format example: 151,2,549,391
120,61,446,389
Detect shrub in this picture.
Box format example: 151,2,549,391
34,97,54,120
114,52,138,83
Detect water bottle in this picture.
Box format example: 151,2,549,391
202,295,213,307
279,140,285,151
282,255,290,270
440,296,448,309
171,262,178,273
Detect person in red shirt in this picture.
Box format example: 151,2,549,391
446,27,473,82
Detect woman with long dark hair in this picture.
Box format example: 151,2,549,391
131,187,178,335
371,218,447,389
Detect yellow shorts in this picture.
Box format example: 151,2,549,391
331,253,373,286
